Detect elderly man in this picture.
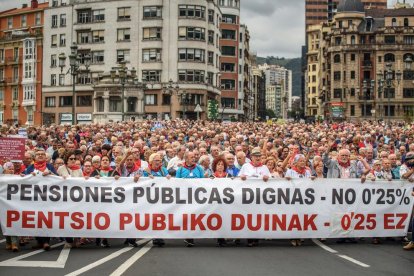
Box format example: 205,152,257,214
239,147,271,247
388,154,401,179
176,151,204,247
225,153,239,177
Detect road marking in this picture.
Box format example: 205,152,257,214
337,254,370,268
312,239,370,268
0,239,5,244
65,239,151,276
109,241,153,276
312,239,338,253
0,242,70,268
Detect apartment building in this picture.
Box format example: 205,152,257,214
306,0,414,121
42,0,222,124
0,0,47,125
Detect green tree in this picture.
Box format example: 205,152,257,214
266,109,276,118
207,100,219,121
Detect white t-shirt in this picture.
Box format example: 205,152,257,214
167,156,184,170
239,163,271,179
285,168,312,178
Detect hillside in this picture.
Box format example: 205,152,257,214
256,56,301,97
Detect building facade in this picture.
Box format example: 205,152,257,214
42,0,222,124
258,64,292,119
218,0,245,120
0,0,47,125
306,0,414,121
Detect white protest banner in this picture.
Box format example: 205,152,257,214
0,175,413,239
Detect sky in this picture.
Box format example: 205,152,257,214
0,0,413,58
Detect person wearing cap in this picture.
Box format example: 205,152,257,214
239,147,270,247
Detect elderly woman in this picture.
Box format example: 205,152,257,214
57,150,83,178
285,154,313,246
212,157,229,178
265,157,282,178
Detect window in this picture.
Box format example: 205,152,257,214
208,51,214,64
208,10,214,24
162,95,171,105
350,88,355,97
117,50,130,63
403,105,414,116
335,37,341,45
78,73,91,84
403,88,414,98
60,14,66,26
77,32,90,44
208,31,214,44
333,71,341,81
60,34,66,46
0,49,4,62
378,56,382,63
392,18,397,27
51,74,56,86
21,15,27,27
51,35,57,47
384,35,395,44
384,53,395,62
145,95,157,105
178,27,205,40
91,51,104,64
179,5,205,19
350,35,355,45
24,63,33,78
221,98,235,108
384,106,395,116
178,70,205,83
13,67,18,82
222,14,236,24
117,28,130,41
52,0,58,7
143,49,161,62
350,71,355,79
221,46,236,56
404,35,414,45
52,15,58,27
333,89,342,98
178,48,205,62
221,63,235,72
333,54,340,63
12,87,18,100
7,17,12,29
221,79,236,90
92,30,104,43
59,74,65,86
143,27,162,40
404,18,409,27
45,97,55,107
77,10,91,23
0,89,3,101
60,96,73,107
351,54,355,61
384,88,395,98
93,9,105,22
35,12,41,25
142,70,161,82
222,29,236,40
77,95,92,106
118,7,131,20
143,6,162,18
350,105,355,116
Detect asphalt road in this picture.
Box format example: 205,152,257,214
0,237,412,276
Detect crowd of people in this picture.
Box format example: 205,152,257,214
0,119,413,251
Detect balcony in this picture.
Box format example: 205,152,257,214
358,95,375,101
361,60,372,68
22,98,36,106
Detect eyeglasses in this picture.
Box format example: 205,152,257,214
68,157,76,160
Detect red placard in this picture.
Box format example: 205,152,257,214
0,137,26,162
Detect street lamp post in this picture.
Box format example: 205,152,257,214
180,92,192,119
385,62,402,125
110,61,137,122
59,43,90,125
362,79,367,118
376,71,385,120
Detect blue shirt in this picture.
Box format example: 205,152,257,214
226,166,240,177
143,167,169,177
176,165,204,178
